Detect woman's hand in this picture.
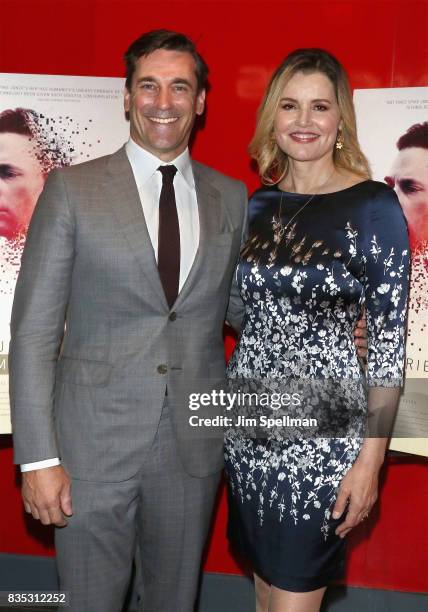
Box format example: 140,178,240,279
354,308,368,360
332,445,384,538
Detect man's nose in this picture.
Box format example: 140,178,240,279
156,87,172,109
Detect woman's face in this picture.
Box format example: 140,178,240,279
273,70,342,164
0,132,45,240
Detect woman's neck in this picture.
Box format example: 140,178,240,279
280,158,339,194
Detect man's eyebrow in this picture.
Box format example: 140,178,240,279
398,178,424,189
170,78,193,87
135,76,157,84
0,162,19,171
135,76,193,87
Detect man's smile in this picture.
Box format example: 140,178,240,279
147,117,180,124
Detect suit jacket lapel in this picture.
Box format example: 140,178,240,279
106,146,169,310
173,161,222,309
105,148,222,311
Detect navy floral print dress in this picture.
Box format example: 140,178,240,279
224,180,409,591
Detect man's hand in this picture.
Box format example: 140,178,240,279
22,465,72,527
354,311,368,359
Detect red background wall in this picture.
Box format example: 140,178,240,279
1,0,427,593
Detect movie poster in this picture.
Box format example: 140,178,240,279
354,87,428,456
0,73,128,433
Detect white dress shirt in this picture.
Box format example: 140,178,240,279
21,138,200,472
125,138,199,289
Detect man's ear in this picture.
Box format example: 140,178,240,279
124,86,131,113
196,89,206,116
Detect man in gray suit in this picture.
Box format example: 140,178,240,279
10,30,247,612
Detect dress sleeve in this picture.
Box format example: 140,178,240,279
362,187,410,436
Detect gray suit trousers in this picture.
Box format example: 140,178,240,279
55,402,221,612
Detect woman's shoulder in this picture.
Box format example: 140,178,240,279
329,176,391,197
247,185,279,219
339,181,407,241
337,179,400,213
249,184,277,202
352,181,408,244
351,179,395,198
353,179,403,213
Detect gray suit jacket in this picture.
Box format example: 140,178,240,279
9,146,247,481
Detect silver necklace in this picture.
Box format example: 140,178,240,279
274,170,336,242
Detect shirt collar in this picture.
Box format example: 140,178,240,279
125,137,194,189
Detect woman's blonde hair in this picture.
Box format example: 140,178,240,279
249,48,371,184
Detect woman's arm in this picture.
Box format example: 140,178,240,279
333,187,410,538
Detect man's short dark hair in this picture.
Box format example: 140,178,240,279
0,107,33,136
397,122,428,150
124,29,208,93
0,108,70,173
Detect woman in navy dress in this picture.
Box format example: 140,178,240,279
224,49,410,612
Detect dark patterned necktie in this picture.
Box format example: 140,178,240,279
157,165,180,308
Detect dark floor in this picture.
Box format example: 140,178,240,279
2,583,428,612
1,570,427,612
0,609,56,611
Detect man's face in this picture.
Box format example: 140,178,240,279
124,49,205,162
387,147,428,247
0,132,45,240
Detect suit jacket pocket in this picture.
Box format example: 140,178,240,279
56,356,112,387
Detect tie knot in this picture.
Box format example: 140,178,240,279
158,165,177,183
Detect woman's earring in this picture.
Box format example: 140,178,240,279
336,131,344,150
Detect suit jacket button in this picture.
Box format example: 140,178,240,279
169,312,177,321
157,364,168,375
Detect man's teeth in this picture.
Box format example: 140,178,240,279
149,117,178,124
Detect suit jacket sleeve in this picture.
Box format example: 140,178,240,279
9,169,75,465
225,182,248,332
